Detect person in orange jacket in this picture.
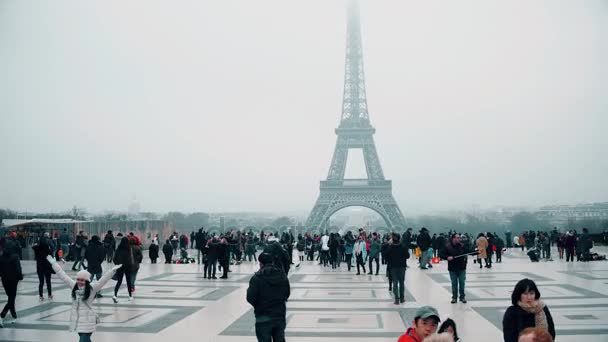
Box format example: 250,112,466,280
397,306,441,342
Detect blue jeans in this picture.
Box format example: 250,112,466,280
449,270,466,300
79,332,92,342
420,250,430,268
390,267,405,301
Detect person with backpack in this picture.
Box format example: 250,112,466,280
47,255,122,342
296,236,305,264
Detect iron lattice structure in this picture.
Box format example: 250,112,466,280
306,0,407,231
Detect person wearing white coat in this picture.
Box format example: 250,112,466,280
354,238,367,275
47,255,122,342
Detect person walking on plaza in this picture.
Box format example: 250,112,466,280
112,237,136,302
149,238,159,264
385,233,408,304
247,253,290,342
475,233,489,269
47,255,122,342
564,231,576,262
0,238,23,327
84,235,105,298
103,230,116,263
59,228,71,261
495,235,505,263
72,231,88,271
195,228,206,264
162,239,173,264
441,233,469,304
368,233,381,275
397,306,441,342
417,228,432,269
502,278,555,342
33,233,55,301
206,236,220,279
354,236,367,275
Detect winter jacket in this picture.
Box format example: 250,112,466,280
113,246,140,273
0,253,23,283
385,243,409,268
354,240,367,260
417,231,431,251
246,264,290,322
84,239,105,274
162,243,173,256
130,245,143,272
52,262,116,333
149,244,159,259
369,240,381,258
397,327,422,342
33,239,54,275
440,242,468,272
59,231,71,245
502,304,555,342
344,242,354,255
476,236,488,259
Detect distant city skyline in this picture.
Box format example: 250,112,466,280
1,0,607,215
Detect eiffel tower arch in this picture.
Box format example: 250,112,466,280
306,0,407,231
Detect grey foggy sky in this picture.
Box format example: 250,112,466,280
1,0,607,215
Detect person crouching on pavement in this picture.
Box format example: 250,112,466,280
246,252,290,342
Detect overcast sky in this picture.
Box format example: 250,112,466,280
1,0,607,216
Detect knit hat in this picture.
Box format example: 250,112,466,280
76,270,91,282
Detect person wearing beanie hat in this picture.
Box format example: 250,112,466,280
47,255,122,341
398,306,441,342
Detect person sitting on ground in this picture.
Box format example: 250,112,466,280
517,327,553,342
397,306,441,342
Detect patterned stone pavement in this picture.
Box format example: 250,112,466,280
1,246,607,342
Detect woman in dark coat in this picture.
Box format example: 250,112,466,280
149,241,160,264
32,234,54,301
162,239,173,264
503,278,555,342
112,237,136,303
0,238,23,326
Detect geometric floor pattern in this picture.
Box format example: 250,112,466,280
1,246,607,342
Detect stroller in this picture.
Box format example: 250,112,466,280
527,247,540,262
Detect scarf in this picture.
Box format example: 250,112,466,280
518,300,548,332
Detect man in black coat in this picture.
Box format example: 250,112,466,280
385,233,409,305
195,228,206,264
218,238,230,279
440,233,471,304
246,253,290,342
417,228,432,270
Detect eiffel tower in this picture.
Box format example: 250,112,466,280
306,0,407,231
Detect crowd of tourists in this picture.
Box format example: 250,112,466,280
0,225,604,342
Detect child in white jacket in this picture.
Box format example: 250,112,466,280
46,255,122,342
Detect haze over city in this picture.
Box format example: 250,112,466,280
1,0,607,215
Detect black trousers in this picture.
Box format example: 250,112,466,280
114,269,133,297
37,271,52,297
356,254,366,274
368,256,379,274
164,253,172,264
1,279,18,318
390,267,405,301
566,248,574,262
345,253,353,271
206,259,217,278
255,318,286,342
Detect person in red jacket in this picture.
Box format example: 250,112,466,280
397,306,441,342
